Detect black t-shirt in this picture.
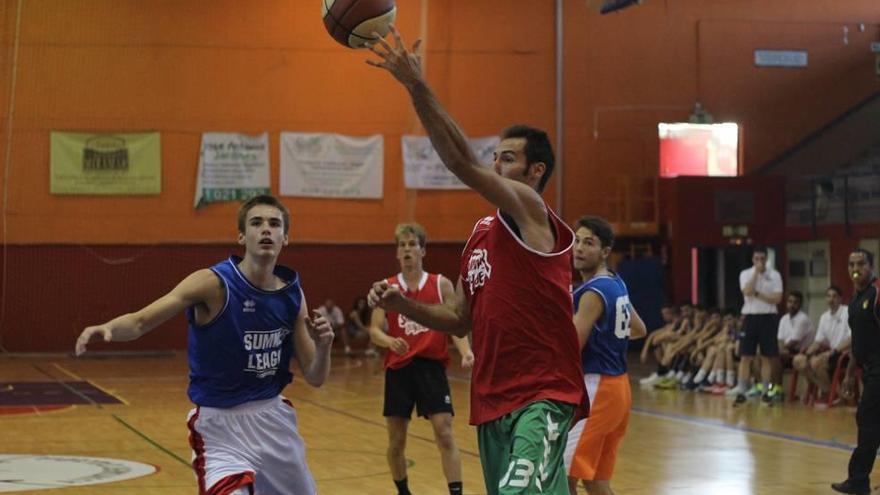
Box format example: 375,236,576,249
847,277,880,373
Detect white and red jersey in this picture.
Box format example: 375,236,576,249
460,208,588,425
383,272,451,370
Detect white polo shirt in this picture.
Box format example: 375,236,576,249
739,266,783,315
814,306,851,350
777,310,814,348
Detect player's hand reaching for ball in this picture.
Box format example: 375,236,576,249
306,310,334,348
365,25,423,88
75,325,112,356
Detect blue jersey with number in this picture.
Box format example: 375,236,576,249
187,256,301,408
574,274,632,376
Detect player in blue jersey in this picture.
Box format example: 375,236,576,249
75,195,332,495
563,215,646,495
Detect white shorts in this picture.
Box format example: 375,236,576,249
186,396,317,495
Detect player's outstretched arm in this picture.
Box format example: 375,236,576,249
294,296,333,387
367,278,470,337
75,269,220,356
366,25,546,228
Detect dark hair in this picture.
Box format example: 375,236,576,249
575,215,614,249
352,296,371,324
851,248,875,267
788,291,803,304
237,195,291,234
827,285,843,296
500,125,555,192
752,246,768,256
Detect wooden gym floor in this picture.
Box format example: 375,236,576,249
0,351,874,494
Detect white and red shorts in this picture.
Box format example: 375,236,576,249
186,396,316,495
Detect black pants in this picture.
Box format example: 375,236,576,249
848,369,880,486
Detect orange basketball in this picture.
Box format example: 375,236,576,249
322,0,397,49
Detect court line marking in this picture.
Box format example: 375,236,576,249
31,364,102,410
294,396,481,458
112,414,191,467
52,362,130,405
630,406,859,453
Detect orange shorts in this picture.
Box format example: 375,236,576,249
563,373,632,481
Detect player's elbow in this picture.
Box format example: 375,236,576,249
304,372,327,388
449,323,470,338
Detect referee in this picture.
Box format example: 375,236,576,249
833,248,880,495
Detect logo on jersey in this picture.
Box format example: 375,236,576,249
243,299,256,313
398,314,429,336
243,327,289,378
477,216,494,229
467,248,492,292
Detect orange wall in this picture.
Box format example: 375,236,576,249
0,0,878,244
0,0,558,244
561,0,880,225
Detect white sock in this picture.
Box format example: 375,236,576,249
663,370,675,378
675,370,685,380
726,370,736,386
681,372,693,384
694,369,708,384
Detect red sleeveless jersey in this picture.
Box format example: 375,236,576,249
383,272,451,370
460,208,587,425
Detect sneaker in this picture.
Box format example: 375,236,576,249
733,393,748,406
364,347,379,358
654,377,678,390
639,372,660,385
830,480,870,495
746,384,764,397
725,385,746,397
762,385,781,404
344,345,354,357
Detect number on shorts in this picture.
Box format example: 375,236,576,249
614,295,632,339
499,459,535,489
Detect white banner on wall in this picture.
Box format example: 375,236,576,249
280,132,383,199
401,135,499,189
194,132,270,208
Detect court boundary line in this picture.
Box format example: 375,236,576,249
112,414,191,467
631,406,859,453
294,396,481,458
52,362,130,405
31,364,103,410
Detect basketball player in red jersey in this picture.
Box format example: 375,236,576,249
369,222,473,495
366,26,587,495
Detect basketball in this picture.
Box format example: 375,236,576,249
322,0,397,49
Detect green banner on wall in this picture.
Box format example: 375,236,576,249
50,132,161,194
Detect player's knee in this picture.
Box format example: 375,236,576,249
387,431,407,453
809,356,824,372
387,439,406,458
430,418,456,450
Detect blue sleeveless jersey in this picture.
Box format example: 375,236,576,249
187,256,301,408
574,274,632,376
